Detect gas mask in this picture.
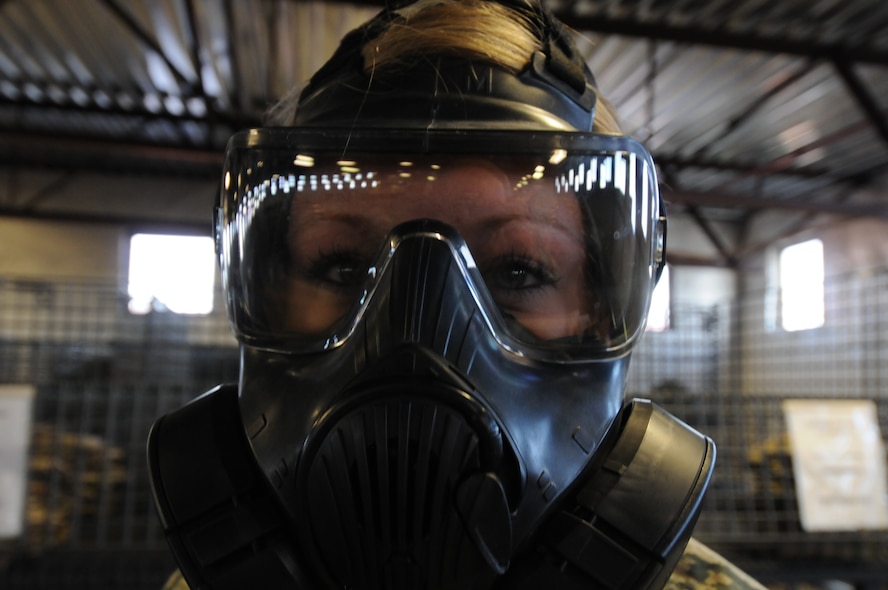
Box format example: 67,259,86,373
147,2,715,589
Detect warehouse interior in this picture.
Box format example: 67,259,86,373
1,0,887,588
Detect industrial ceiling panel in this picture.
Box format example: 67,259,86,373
0,0,885,267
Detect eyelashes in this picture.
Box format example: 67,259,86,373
302,248,372,291
284,241,583,342
479,252,559,296
301,247,559,302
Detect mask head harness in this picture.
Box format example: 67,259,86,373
148,1,709,589
293,0,599,131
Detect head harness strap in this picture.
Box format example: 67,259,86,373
498,0,596,93
294,0,598,131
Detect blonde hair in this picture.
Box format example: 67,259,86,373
274,0,622,134
363,0,540,75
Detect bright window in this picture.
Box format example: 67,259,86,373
779,238,824,331
127,233,215,315
646,265,670,332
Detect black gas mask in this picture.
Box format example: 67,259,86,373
147,2,714,589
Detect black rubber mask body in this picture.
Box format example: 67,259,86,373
149,223,714,590
243,223,624,583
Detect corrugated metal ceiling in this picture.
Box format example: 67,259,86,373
0,0,886,266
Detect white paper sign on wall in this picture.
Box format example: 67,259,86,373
783,398,888,532
0,384,35,539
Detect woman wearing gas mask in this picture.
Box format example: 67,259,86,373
150,1,765,588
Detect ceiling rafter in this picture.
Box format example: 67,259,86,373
689,60,819,160
0,130,224,177
183,0,207,102
98,0,196,91
833,57,888,149
685,204,740,267
0,93,256,140
654,154,829,179
557,11,888,65
664,189,888,219
222,0,246,115
0,204,210,234
0,0,885,252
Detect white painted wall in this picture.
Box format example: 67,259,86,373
736,173,888,398
0,169,215,280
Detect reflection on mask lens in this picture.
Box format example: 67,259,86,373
219,131,661,358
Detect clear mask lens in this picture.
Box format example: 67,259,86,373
218,129,663,359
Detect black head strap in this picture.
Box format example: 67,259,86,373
294,0,598,131
501,0,596,93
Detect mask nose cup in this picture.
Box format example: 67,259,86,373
368,229,480,358
389,233,434,341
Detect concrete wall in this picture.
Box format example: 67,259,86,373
0,217,125,280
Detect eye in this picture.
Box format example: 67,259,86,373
482,255,557,293
306,251,369,289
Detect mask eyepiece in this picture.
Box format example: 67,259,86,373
218,129,664,361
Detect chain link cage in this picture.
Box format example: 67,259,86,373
1,268,887,589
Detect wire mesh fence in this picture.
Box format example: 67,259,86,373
0,278,238,589
0,269,886,589
633,267,888,588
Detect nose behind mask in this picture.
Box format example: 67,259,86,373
148,221,714,589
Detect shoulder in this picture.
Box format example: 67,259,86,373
161,539,765,590
162,570,189,590
665,537,767,590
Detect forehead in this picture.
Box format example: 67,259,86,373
286,155,581,233
290,153,544,190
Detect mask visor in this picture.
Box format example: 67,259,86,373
218,128,664,360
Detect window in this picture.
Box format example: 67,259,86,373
127,233,216,315
646,264,670,332
779,238,824,331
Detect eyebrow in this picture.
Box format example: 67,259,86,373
473,210,580,238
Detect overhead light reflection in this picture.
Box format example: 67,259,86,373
548,149,567,165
